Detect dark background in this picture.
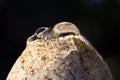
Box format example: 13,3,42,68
0,0,120,80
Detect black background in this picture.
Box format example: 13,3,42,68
0,0,120,80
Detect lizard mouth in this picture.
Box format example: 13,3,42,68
35,27,48,38
28,27,49,42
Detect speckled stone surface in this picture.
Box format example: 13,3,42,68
6,35,113,80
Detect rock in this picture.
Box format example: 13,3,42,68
6,22,113,80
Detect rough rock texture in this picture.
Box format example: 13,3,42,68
6,35,113,80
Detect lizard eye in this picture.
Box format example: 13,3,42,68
49,22,80,38
58,32,75,37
